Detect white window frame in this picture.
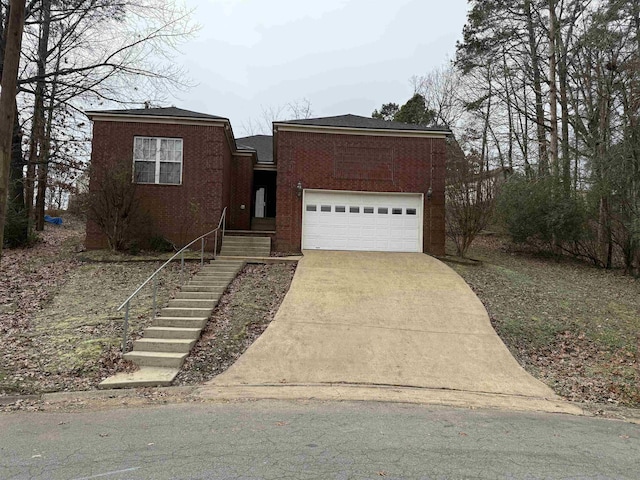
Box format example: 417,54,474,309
133,136,183,185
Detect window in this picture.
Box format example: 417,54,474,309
392,208,403,215
335,206,346,213
133,137,183,185
306,205,317,212
321,205,331,212
378,207,388,214
363,207,374,214
349,206,360,213
406,208,417,215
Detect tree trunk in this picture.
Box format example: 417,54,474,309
558,2,580,195
0,0,26,260
548,0,560,179
34,0,52,231
480,63,493,181
524,0,549,175
502,46,514,171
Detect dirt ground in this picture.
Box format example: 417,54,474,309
0,217,199,396
447,235,640,412
1,215,295,412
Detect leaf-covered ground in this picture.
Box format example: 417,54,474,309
1,215,295,410
1,217,198,397
447,236,640,411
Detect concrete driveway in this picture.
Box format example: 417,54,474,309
202,251,579,414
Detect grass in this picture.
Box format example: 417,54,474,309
447,235,640,409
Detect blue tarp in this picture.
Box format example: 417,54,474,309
44,215,63,225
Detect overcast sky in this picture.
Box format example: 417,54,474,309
178,0,469,136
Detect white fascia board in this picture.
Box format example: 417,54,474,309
273,123,450,139
86,112,229,128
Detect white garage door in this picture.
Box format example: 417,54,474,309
302,190,423,252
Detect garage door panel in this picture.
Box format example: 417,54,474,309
303,191,423,253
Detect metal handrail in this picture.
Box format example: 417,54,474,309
117,207,227,351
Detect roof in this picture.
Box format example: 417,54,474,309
86,107,228,121
275,114,450,133
235,135,273,163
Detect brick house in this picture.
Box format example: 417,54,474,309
85,107,449,255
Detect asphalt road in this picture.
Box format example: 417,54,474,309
1,400,638,480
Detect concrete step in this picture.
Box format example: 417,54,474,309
186,280,232,287
144,326,202,339
222,236,270,244
133,338,196,353
153,316,208,329
185,283,230,290
220,246,269,252
219,253,269,258
221,242,270,248
180,285,226,293
97,255,245,390
174,291,222,300
208,260,246,267
98,367,179,389
199,267,241,274
221,235,271,257
200,266,242,272
167,298,217,309
160,307,213,317
195,272,237,279
123,351,187,368
220,249,271,256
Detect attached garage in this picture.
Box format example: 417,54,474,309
302,190,423,252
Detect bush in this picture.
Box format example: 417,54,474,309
3,199,32,248
87,158,148,251
497,175,587,248
149,235,174,252
445,150,499,258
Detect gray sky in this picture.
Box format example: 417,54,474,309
179,0,469,136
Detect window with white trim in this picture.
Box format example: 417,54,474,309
133,137,183,185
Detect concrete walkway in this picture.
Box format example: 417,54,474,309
200,251,581,414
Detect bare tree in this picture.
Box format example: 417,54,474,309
87,158,142,251
5,0,197,238
0,0,26,260
445,140,501,258
241,98,313,136
411,64,465,128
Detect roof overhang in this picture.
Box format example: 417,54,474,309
85,111,230,128
273,123,451,139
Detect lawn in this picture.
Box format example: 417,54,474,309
0,217,197,395
0,215,295,401
448,235,640,410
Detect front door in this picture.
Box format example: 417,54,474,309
255,187,266,218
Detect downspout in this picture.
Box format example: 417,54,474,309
429,139,434,254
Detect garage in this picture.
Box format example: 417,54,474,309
302,190,423,252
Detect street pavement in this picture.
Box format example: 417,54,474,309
1,400,638,479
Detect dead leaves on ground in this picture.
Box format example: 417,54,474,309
451,236,640,409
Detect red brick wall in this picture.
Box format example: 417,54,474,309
85,120,231,250
229,154,254,230
274,130,446,255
